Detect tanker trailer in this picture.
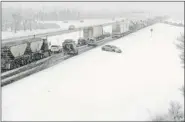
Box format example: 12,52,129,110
28,38,44,61
40,38,52,57
1,43,28,70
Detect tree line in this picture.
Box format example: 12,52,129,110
2,8,81,32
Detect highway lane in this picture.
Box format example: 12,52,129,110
1,36,115,87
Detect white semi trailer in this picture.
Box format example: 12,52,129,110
112,20,130,38
82,25,104,46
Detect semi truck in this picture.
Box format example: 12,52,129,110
62,39,78,55
112,20,130,38
82,25,104,46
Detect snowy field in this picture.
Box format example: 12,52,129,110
165,18,184,25
2,19,114,40
2,23,184,121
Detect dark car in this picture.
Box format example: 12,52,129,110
102,45,122,53
77,38,87,46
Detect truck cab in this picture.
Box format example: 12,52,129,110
62,39,78,55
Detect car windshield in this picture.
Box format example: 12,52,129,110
111,46,117,48
105,45,111,47
65,39,73,42
51,45,59,47
78,38,85,40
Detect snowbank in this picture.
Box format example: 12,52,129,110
2,23,184,121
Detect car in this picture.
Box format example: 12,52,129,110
102,45,122,53
87,37,98,46
50,45,62,53
77,38,87,46
62,39,78,55
68,25,75,30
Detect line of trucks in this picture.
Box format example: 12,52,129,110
1,16,166,71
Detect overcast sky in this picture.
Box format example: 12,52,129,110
2,2,183,12
2,2,184,18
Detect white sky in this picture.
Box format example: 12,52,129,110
2,2,184,20
2,2,184,13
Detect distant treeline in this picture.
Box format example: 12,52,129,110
2,21,61,32
2,8,80,32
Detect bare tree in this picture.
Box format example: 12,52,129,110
176,33,184,98
176,33,184,68
179,86,184,96
28,19,32,31
23,20,27,31
12,14,17,33
152,101,184,121
12,13,22,33
168,101,184,121
11,23,13,32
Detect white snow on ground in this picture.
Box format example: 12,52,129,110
2,19,114,40
2,23,184,121
165,18,184,25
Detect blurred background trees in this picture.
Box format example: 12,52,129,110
2,8,80,32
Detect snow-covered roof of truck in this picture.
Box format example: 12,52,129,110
2,37,43,47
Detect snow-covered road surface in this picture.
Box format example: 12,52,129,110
2,23,184,121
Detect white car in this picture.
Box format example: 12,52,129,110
50,45,62,53
102,45,122,53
